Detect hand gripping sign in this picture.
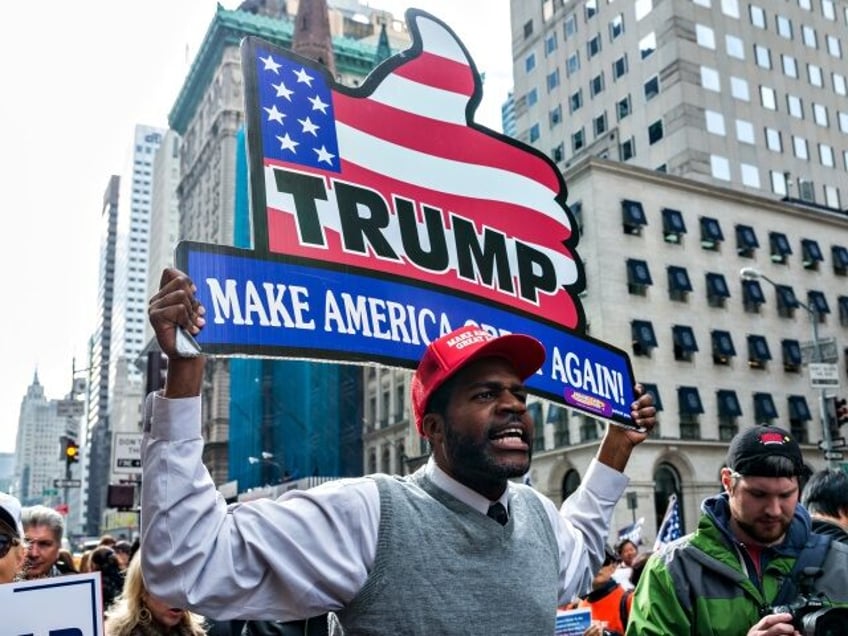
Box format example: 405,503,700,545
177,9,641,428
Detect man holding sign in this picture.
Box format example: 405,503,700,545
141,269,655,633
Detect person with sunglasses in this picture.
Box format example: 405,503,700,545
0,492,26,584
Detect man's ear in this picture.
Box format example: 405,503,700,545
421,412,444,443
720,467,733,493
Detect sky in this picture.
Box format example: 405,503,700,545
0,1,513,453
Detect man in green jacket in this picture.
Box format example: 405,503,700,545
628,425,848,635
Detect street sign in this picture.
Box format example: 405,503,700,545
819,438,847,450
57,399,85,418
54,479,81,488
824,450,845,461
41,488,58,497
800,337,839,364
810,363,840,389
112,432,143,474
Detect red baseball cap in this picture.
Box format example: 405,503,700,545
411,326,546,435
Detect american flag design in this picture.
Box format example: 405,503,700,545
653,494,683,550
248,11,583,329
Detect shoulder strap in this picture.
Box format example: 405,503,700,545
772,532,832,606
619,588,632,629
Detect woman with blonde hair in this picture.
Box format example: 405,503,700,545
105,553,206,635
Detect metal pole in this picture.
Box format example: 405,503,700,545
809,307,836,469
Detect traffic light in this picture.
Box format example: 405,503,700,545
145,351,168,395
837,398,848,426
64,439,80,465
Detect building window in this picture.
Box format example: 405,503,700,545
782,339,802,373
701,66,721,91
801,238,823,270
793,136,809,160
569,89,583,113
760,86,777,110
808,64,823,87
678,386,704,440
712,330,736,365
622,199,647,235
545,32,558,56
529,123,540,142
550,105,563,127
594,112,608,137
802,25,817,48
705,110,726,135
619,137,636,161
572,128,585,153
710,155,731,181
749,5,766,28
776,15,793,39
588,34,602,58
590,73,605,97
838,296,848,327
813,103,829,127
747,335,771,369
832,245,848,276
627,259,653,294
644,75,660,100
668,266,693,302
700,216,723,250
753,393,778,424
648,119,664,144
739,120,756,143
672,325,698,362
820,145,834,168
782,54,798,78
552,143,564,163
741,164,760,188
609,14,624,40
632,319,658,356
808,290,830,322
564,13,577,38
706,272,730,308
567,52,580,76
617,95,632,120
787,95,803,119
613,55,628,79
586,0,598,19
770,232,792,263
696,24,716,49
523,20,533,39
527,88,538,106
742,279,765,313
788,395,811,443
726,34,745,59
730,76,749,101
735,224,759,258
528,402,544,451
547,69,561,91
549,405,570,447
775,284,799,318
635,0,653,21
640,32,657,59
662,208,686,244
580,416,600,442
717,390,742,440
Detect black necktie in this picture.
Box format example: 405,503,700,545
487,502,508,526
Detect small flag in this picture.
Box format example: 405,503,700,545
653,494,682,550
618,516,644,546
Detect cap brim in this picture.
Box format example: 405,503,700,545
460,333,546,381
0,507,19,538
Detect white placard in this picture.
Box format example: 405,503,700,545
112,432,143,474
810,363,840,389
1,572,103,634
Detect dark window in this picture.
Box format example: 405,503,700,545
620,137,636,161
788,395,811,443
776,284,798,318
549,405,570,447
668,266,693,301
523,20,533,39
642,383,663,411
552,143,564,163
550,105,563,127
747,335,772,368
622,199,647,235
572,129,585,152
753,393,778,423
678,386,704,415
770,232,792,264
735,224,759,257
594,112,608,137
832,245,848,275
570,90,583,113
712,330,736,364
700,217,724,250
782,339,802,372
547,69,561,91
591,73,605,97
706,273,730,307
613,55,628,79
678,386,704,411
717,390,742,417
586,0,597,19
570,201,583,236
648,119,664,144
529,402,544,451
632,320,658,357
672,325,698,361
644,76,659,100
627,259,653,294
588,34,602,57
808,290,830,318
839,296,848,326
801,239,823,269
662,208,686,243
617,95,632,120
742,279,765,313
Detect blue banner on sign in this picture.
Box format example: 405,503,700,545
178,243,637,426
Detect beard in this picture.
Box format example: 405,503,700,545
442,417,532,480
734,515,792,545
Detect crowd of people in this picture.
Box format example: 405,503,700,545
3,266,848,634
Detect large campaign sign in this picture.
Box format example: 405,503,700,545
177,9,639,426
1,572,104,634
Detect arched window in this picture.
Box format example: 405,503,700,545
368,449,377,474
561,469,581,502
381,446,391,473
654,463,684,533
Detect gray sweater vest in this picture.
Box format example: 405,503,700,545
332,470,560,635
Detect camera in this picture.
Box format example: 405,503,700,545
766,594,848,636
